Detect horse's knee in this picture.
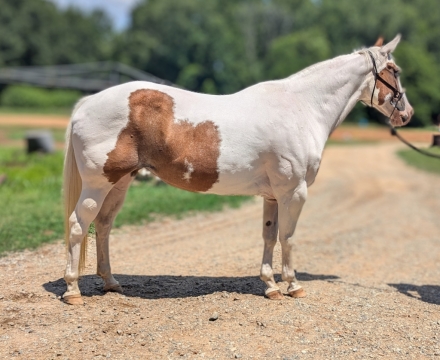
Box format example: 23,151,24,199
260,263,274,281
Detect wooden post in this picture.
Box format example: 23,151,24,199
431,134,440,147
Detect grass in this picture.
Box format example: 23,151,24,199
1,126,66,143
397,147,440,175
0,147,250,255
0,107,72,115
326,139,378,146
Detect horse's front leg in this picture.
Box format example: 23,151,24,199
277,184,307,298
94,174,133,293
260,198,282,299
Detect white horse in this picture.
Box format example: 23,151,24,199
63,35,413,305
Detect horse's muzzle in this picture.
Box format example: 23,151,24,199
397,109,413,127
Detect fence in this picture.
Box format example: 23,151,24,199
0,62,173,92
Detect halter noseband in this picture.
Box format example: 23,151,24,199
367,50,405,113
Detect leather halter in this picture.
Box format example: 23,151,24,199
367,50,405,112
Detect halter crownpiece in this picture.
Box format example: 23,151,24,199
367,50,405,113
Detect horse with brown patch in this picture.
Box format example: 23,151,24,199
103,89,221,192
62,35,413,305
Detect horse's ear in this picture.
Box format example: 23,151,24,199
380,34,401,55
374,37,384,47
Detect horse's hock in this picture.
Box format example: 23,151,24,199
25,130,55,153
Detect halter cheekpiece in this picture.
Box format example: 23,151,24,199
367,50,405,113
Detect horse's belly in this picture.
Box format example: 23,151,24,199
150,161,219,193
205,169,273,197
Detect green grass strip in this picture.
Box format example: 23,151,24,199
397,147,440,175
0,148,250,255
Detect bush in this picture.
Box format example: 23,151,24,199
0,85,82,109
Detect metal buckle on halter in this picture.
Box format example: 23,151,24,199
390,92,405,111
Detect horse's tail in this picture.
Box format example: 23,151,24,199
63,96,91,274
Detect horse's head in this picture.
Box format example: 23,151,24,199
361,35,413,127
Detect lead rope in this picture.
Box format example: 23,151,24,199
367,51,440,160
388,125,440,159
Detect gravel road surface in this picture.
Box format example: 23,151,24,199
1,142,440,359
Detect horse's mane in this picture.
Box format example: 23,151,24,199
286,46,388,82
286,53,357,81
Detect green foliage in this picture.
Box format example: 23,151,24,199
393,42,440,126
0,85,81,109
266,29,331,80
1,0,440,125
112,0,440,126
0,148,65,253
0,0,112,67
397,147,440,175
0,147,249,255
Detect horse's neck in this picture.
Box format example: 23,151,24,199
286,52,370,139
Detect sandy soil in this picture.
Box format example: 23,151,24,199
0,114,69,129
1,140,440,359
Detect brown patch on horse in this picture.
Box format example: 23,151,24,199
376,62,399,105
103,89,221,192
374,37,384,47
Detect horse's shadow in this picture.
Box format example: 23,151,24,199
388,283,440,305
43,272,339,299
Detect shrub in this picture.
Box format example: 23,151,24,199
0,85,82,109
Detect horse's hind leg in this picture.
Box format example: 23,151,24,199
64,186,110,305
260,199,283,299
94,173,134,294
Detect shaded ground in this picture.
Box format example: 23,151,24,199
1,141,440,359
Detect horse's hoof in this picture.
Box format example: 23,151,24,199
266,290,284,300
104,283,123,294
288,288,306,298
63,294,84,305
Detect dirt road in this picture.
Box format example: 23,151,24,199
1,142,440,359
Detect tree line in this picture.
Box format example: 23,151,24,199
1,0,439,126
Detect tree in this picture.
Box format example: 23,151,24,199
0,0,112,67
394,42,440,126
265,29,331,80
